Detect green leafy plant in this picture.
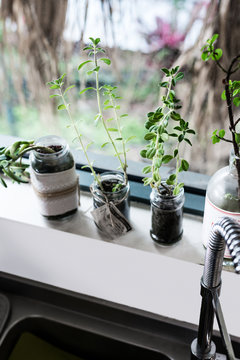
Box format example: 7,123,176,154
47,73,103,191
201,33,240,198
78,37,133,191
0,140,54,187
140,66,195,196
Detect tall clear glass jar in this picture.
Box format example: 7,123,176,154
30,135,79,219
150,184,184,245
202,150,240,258
91,171,130,220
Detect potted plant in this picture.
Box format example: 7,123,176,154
48,38,133,237
0,138,79,219
201,34,240,257
140,66,195,245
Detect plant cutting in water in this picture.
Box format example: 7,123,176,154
78,37,134,191
201,33,240,199
48,38,133,194
140,66,195,196
0,140,54,187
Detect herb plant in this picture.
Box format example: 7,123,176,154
140,66,195,196
47,73,103,191
0,140,54,187
78,37,133,190
201,34,240,198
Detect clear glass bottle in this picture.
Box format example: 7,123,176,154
91,171,130,220
202,150,240,258
150,184,185,245
30,135,79,219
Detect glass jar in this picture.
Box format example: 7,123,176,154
202,150,240,258
91,171,130,220
30,135,79,219
150,184,184,245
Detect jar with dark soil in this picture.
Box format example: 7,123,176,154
92,171,130,220
150,184,184,245
30,135,79,220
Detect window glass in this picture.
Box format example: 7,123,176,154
1,0,230,177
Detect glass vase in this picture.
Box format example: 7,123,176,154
150,184,184,245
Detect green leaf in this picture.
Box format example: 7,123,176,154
101,142,109,148
79,87,95,95
221,90,226,100
142,166,152,174
107,128,118,132
175,72,184,81
174,149,178,157
49,94,60,98
78,60,93,71
212,135,220,144
201,51,210,61
100,58,111,65
161,68,170,76
63,85,75,95
58,104,66,110
50,84,60,89
144,132,156,140
95,38,101,45
83,46,93,51
143,177,152,186
162,155,173,164
184,138,192,146
104,99,110,105
154,158,162,168
153,172,160,182
146,148,156,159
0,177,7,187
86,70,94,75
186,129,196,134
161,133,169,142
178,134,184,142
181,159,189,171
213,48,222,60
104,105,114,110
93,66,100,72
140,149,147,158
170,112,181,120
120,114,128,118
160,81,168,88
235,133,240,144
233,97,240,107
210,34,219,44
218,129,225,138
126,136,136,143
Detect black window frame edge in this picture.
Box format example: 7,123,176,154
0,134,208,216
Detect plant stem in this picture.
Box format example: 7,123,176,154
59,88,103,191
225,56,240,200
110,95,128,185
93,45,126,182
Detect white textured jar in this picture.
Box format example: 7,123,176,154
30,135,79,219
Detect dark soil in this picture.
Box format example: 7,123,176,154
36,145,63,154
150,204,183,245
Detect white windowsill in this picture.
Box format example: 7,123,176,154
0,180,240,337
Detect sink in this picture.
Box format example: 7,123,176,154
3,317,172,360
0,273,239,360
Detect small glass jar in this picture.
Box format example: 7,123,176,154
150,184,184,245
91,171,130,220
202,150,240,258
30,135,79,219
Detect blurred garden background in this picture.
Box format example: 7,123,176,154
0,0,239,175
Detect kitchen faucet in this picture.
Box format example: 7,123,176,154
191,217,240,360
